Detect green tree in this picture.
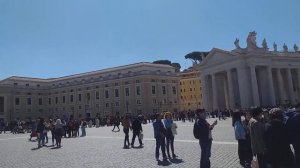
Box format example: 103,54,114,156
184,51,209,64
153,60,172,65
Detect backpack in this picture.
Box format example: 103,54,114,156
193,119,201,139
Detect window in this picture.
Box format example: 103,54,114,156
136,99,141,105
105,103,110,108
78,106,82,110
38,98,42,105
125,88,129,96
14,83,18,86
78,94,82,101
115,89,119,97
48,98,51,105
70,95,74,102
95,91,99,99
172,86,176,94
37,84,40,87
114,83,119,86
105,90,109,98
136,86,141,96
161,80,166,83
87,93,91,101
162,86,166,94
190,88,192,91
136,80,140,83
27,98,31,105
62,96,66,103
26,84,29,86
15,98,20,105
55,97,58,104
152,86,156,94
105,84,109,87
152,99,157,104
115,102,120,107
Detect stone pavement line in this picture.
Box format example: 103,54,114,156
0,135,238,145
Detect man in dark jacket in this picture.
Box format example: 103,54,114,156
131,117,143,147
153,113,167,161
36,118,46,148
286,102,300,167
195,109,217,168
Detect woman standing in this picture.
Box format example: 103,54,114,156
54,119,63,148
163,112,177,158
232,111,247,167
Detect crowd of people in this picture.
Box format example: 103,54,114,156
231,104,300,168
1,103,299,167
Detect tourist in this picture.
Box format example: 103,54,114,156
121,115,131,148
249,107,266,168
95,118,100,128
112,117,120,132
286,102,300,167
265,108,294,168
37,118,46,148
54,119,63,148
130,117,143,147
241,112,253,168
153,113,167,161
49,119,56,146
81,119,87,137
194,109,217,168
163,112,177,158
232,111,250,167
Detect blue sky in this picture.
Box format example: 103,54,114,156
0,0,299,80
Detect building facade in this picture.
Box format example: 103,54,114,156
0,62,180,121
196,32,300,111
179,68,203,111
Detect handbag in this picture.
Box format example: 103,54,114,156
138,132,144,140
251,156,259,168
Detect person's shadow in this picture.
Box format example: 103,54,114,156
157,159,171,166
169,158,184,164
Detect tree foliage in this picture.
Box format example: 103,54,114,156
184,51,209,64
153,60,181,72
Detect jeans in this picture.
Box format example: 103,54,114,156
123,128,130,146
38,131,45,147
131,131,142,146
155,136,167,159
166,129,175,156
199,139,212,168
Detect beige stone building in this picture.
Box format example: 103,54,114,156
179,68,203,111
0,62,180,121
196,32,300,111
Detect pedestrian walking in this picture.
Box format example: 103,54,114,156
37,118,46,148
81,119,86,137
122,115,131,148
194,109,217,168
131,117,143,148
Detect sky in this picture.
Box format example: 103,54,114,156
0,0,299,80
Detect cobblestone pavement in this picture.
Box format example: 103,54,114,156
0,118,242,168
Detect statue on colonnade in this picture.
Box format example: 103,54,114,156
283,43,288,52
294,44,298,52
273,42,277,52
246,31,258,49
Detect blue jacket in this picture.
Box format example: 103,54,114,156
153,119,165,138
234,121,246,140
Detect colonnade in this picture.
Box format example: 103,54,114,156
201,66,300,111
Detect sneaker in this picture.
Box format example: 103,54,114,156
167,154,171,158
172,154,177,158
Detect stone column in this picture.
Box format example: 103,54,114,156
267,66,276,106
276,68,284,105
200,74,208,110
250,66,260,107
211,73,218,111
237,67,251,108
287,68,295,104
226,69,235,109
297,69,300,96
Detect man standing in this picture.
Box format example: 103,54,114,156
153,113,167,161
194,109,217,168
286,102,300,167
